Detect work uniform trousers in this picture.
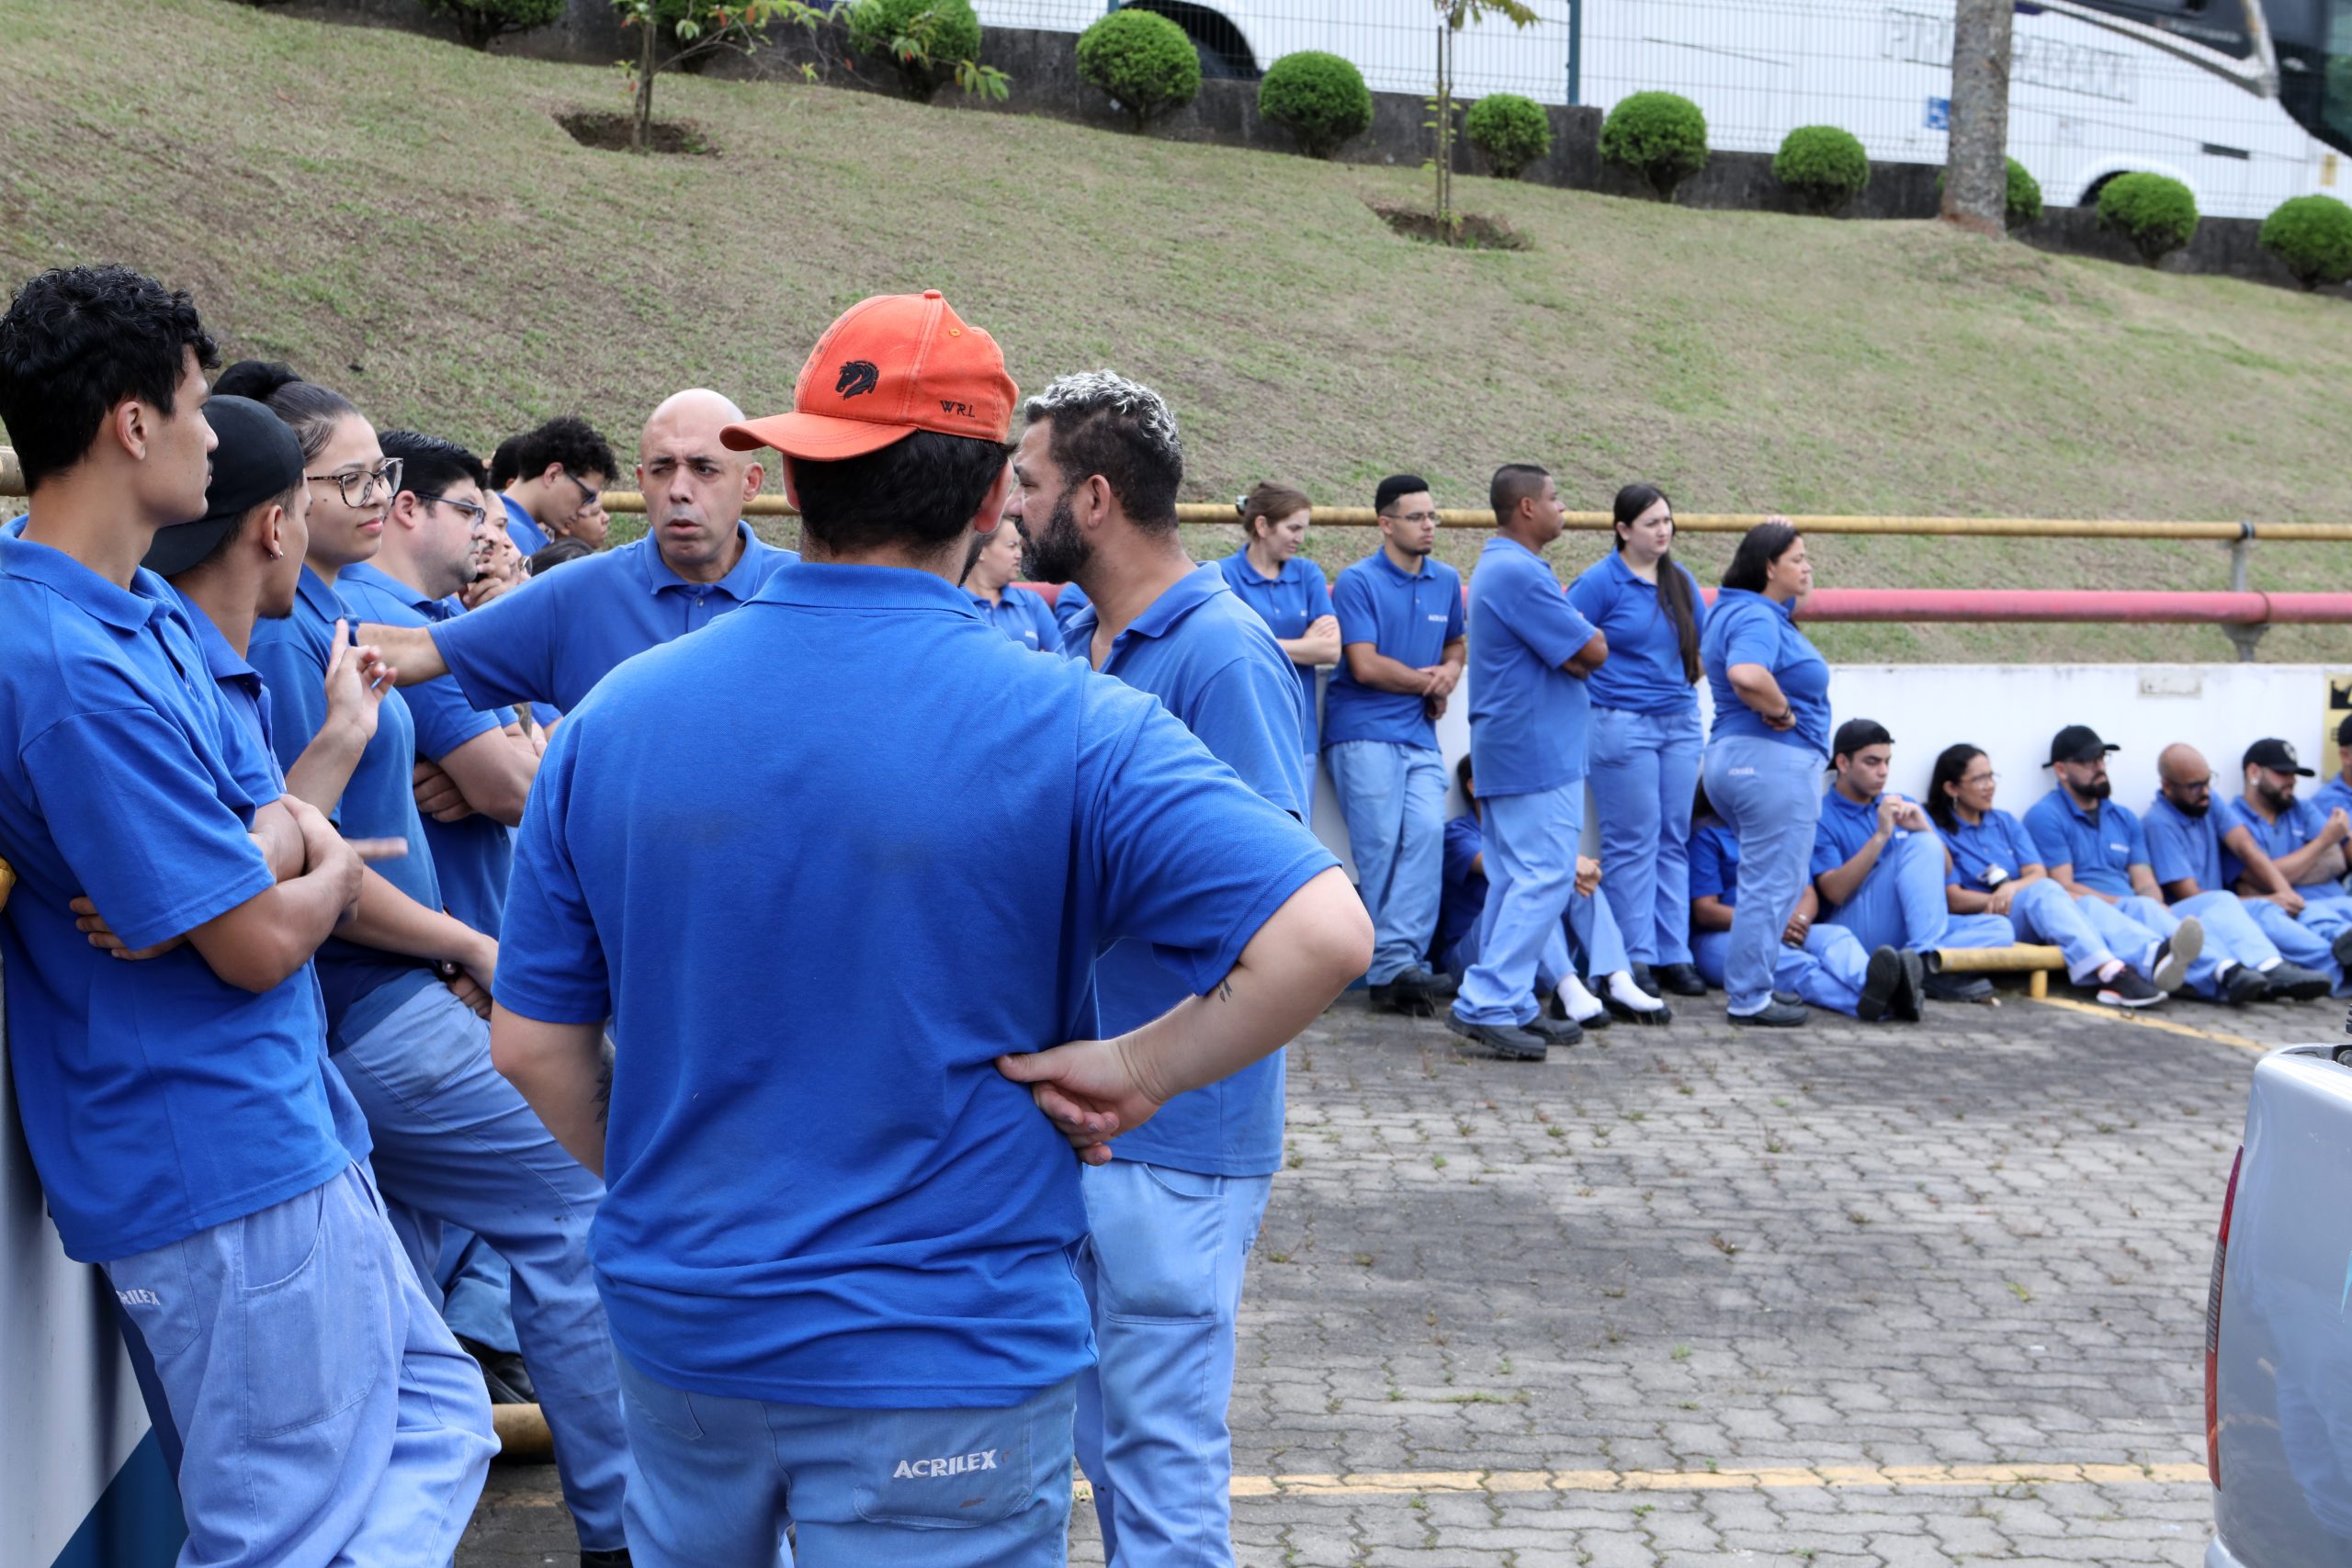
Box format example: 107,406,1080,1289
1992,877,2124,984
334,981,635,1551
1440,887,1630,994
2239,895,2347,988
1817,833,2013,955
103,1163,496,1568
1701,738,1823,1016
1075,1158,1274,1568
1587,705,1703,969
1453,782,1583,1027
1326,740,1448,985
1692,924,1873,1017
2098,892,2278,998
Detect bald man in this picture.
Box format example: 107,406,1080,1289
359,389,797,715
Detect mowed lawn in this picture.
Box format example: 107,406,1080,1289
4,0,2350,661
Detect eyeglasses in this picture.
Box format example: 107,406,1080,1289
307,458,403,508
1383,509,1441,525
561,470,603,513
1962,773,1999,786
417,492,488,528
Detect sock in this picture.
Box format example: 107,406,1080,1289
1556,975,1606,1022
1606,970,1665,1011
2094,958,2126,986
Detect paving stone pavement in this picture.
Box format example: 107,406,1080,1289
458,983,2317,1568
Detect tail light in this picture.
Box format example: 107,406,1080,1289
2205,1145,2244,1490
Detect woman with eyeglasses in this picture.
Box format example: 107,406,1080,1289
1927,742,2181,1008
1569,483,1709,1003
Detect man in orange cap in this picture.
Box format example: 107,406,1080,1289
489,291,1371,1567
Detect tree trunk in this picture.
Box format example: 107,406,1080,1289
633,14,658,153
1432,20,1455,239
1941,0,2012,236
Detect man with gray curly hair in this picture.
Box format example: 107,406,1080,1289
1011,369,1314,1565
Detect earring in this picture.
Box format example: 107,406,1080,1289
268,547,284,560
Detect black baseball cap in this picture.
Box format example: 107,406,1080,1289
2044,725,2120,766
1830,717,1893,763
141,396,305,578
2244,738,2315,777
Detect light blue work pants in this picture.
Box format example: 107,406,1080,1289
2241,896,2346,987
1692,924,1871,1016
1452,783,1582,1026
1821,833,2012,953
2109,892,2278,998
1588,704,1703,967
435,1227,519,1356
1326,740,1449,985
615,1357,1078,1568
102,1163,496,1568
1440,887,1628,993
1075,1159,1274,1568
1996,877,2120,984
1702,738,1823,1015
334,980,634,1550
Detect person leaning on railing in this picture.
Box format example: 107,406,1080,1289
1696,518,1829,1028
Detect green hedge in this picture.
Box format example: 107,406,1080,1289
846,0,984,102
1934,157,2044,229
2097,171,2199,265
2260,194,2352,290
420,0,560,49
1077,8,1201,132
1258,51,1372,159
1600,92,1707,201
1465,94,1551,180
1772,125,1869,214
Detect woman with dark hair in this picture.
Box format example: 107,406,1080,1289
1218,481,1338,796
1929,742,2185,1006
1697,519,1828,1026
1570,482,1709,1001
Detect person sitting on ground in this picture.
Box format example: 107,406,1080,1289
495,413,616,554
1809,718,2012,1003
1435,756,1670,1028
2228,736,2352,919
964,498,1060,650
2313,716,2352,826
2145,740,2348,993
2021,725,2311,1006
1927,742,2180,1008
1688,788,1920,1022
1218,481,1339,806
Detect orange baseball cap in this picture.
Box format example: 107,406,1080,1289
721,289,1018,462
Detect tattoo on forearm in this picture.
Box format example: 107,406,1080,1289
1216,977,1236,1003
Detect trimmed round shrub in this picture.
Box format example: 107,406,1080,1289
1600,91,1708,200
847,0,984,103
1772,125,1870,215
2097,171,2199,265
2260,194,2352,290
1076,8,1201,132
1258,51,1373,159
1934,157,2044,229
1465,93,1552,180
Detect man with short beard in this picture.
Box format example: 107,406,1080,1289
357,389,796,717
2021,725,2313,1004
2146,739,2351,991
2229,737,2352,908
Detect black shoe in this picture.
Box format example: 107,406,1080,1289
582,1551,632,1568
1630,961,1657,997
457,1335,537,1404
1443,1013,1549,1061
1524,1011,1584,1048
1924,971,1994,1003
1728,999,1808,1027
2093,965,2164,1009
1773,989,1805,1009
1653,962,1709,998
2333,929,2352,971
1369,978,1437,1017
1859,945,1905,1021
2221,964,2272,1007
2264,962,2332,1001
2151,918,2200,993
1894,951,1928,1021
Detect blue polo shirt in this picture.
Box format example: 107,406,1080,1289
1701,589,1829,758
495,563,1335,1407
2229,794,2346,894
2020,789,2150,897
1217,551,1334,755
1688,818,1742,907
0,537,349,1263
1323,549,1464,750
2314,773,2352,820
1940,807,2044,895
1464,536,1600,797
1065,563,1308,1177
429,525,794,715
1811,788,1928,891
2144,792,2240,893
497,491,549,557
1051,579,1090,632
969,584,1061,652
250,566,439,1034
337,561,513,939
1434,812,1487,960
1567,551,1707,716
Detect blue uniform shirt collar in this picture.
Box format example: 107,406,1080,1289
639,522,768,599
749,560,981,617
1480,536,1544,570
1716,585,1794,622
177,592,261,688
1067,561,1227,648
0,535,178,633
339,559,442,617
1369,547,1434,583
293,563,345,623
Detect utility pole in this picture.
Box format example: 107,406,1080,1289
1942,0,2013,236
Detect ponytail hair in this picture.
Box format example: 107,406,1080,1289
1238,480,1312,544
1612,482,1700,684
1927,743,1985,833
216,359,357,464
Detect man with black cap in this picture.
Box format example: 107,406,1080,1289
1809,717,2010,1004
2023,725,2313,1004
2229,737,2352,907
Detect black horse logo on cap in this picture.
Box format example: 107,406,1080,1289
836,359,880,399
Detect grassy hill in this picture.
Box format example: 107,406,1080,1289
5,0,2350,662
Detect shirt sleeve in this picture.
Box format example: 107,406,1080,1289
1719,602,1781,671
1688,827,1729,901
431,575,560,712
1182,657,1309,818
1681,566,1710,639
2142,809,2197,886
25,708,276,953
1077,686,1340,1001
1442,568,1466,643
1809,816,1848,882
1565,564,1609,627
400,657,503,760
1442,814,1482,888
1329,567,1377,650
247,626,333,784
492,722,610,1024
2021,799,2070,870
1491,561,1598,670
2120,809,2154,873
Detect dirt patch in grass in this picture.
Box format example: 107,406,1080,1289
555,110,713,155
1369,201,1528,251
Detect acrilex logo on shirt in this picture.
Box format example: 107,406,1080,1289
116,1288,161,1308
893,1450,1001,1481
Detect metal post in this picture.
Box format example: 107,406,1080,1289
1566,0,1582,105
2223,522,2264,661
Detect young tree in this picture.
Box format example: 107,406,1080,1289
613,1,825,153
1428,0,1538,239
1941,0,2013,237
